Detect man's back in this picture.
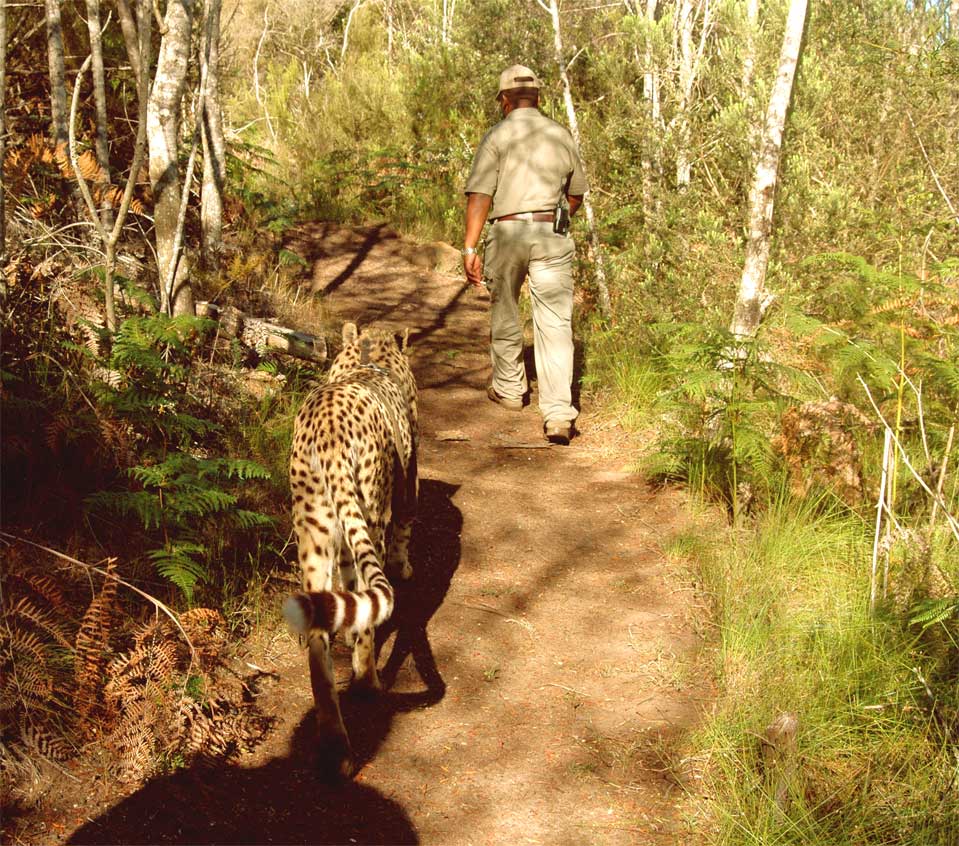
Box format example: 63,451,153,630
465,108,586,220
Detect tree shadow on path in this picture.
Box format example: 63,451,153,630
68,478,462,846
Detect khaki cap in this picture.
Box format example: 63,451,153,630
496,64,542,98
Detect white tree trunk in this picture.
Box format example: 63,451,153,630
672,0,713,189
200,0,226,269
44,0,68,152
115,0,142,88
675,0,693,187
640,0,662,216
546,0,612,321
85,0,114,229
148,0,195,316
730,0,808,339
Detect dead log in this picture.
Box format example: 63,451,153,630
761,711,799,813
196,301,327,362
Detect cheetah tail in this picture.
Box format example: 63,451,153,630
282,569,394,638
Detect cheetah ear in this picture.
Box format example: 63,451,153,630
342,322,358,345
397,327,410,352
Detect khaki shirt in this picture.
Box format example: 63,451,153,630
465,107,588,220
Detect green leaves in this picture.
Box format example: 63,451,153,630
148,543,209,600
83,314,275,601
88,452,273,598
909,597,959,630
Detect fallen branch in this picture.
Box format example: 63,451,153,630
196,301,327,362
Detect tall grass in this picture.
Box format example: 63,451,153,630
669,491,959,843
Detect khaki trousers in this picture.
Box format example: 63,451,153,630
483,220,578,424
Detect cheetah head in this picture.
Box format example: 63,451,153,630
329,322,412,381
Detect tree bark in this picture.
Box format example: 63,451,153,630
115,0,142,88
672,0,713,189
44,0,69,152
148,0,195,317
546,0,611,321
730,0,807,340
639,0,662,217
675,0,693,188
85,0,114,229
200,0,225,270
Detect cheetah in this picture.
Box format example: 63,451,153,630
282,321,417,777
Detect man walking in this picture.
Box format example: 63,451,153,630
463,64,587,445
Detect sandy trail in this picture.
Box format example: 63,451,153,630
68,223,708,846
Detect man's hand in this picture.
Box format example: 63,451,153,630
464,253,484,287
463,192,493,289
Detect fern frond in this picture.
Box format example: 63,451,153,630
86,490,164,530
147,544,208,598
909,596,959,629
11,596,73,648
232,510,274,529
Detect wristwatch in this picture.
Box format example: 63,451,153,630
461,246,478,257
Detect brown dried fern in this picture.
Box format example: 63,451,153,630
74,559,118,737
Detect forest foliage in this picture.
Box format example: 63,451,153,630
1,0,958,841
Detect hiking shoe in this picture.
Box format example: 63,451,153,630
545,420,572,445
486,385,523,411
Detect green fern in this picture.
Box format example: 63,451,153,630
909,597,959,630
148,543,209,601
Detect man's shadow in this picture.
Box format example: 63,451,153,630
69,478,462,846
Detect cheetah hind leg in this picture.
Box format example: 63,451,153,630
350,625,381,695
388,517,414,581
307,630,355,780
337,547,358,649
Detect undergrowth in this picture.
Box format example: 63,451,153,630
585,250,959,841
0,220,323,811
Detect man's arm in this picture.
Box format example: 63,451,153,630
464,192,492,287
567,194,583,217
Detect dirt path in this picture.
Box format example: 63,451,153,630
69,224,709,846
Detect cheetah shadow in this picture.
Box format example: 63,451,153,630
334,477,462,768
68,714,418,845
68,479,462,846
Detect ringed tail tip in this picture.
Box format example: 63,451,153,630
282,594,311,635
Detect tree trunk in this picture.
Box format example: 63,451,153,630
675,0,693,188
730,0,807,340
672,0,713,189
85,0,114,229
951,0,958,37
200,0,225,269
639,0,663,217
44,0,68,152
148,0,195,317
546,0,612,322
115,0,142,88
0,0,6,262
741,0,759,96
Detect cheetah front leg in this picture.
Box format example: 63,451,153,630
307,630,354,779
